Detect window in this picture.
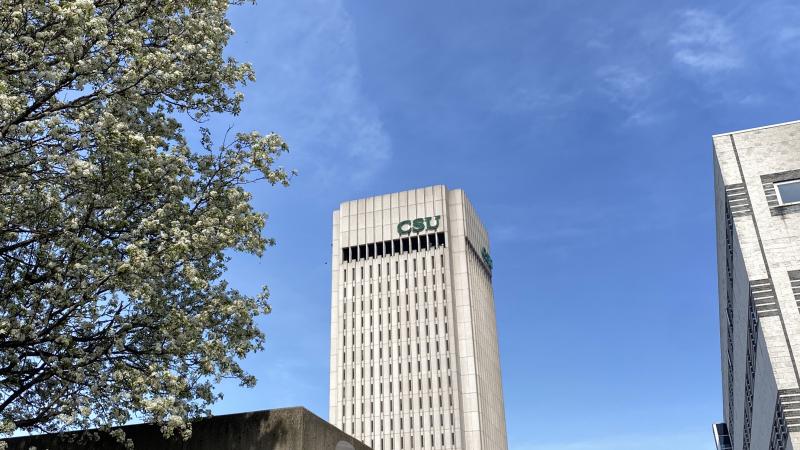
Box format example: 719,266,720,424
776,179,800,205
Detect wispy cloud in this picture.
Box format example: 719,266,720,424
494,86,581,116
753,2,800,54
597,65,650,100
233,0,390,185
595,65,660,125
669,10,742,73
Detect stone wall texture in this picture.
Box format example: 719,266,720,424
714,120,800,450
3,407,371,450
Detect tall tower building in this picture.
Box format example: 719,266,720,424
714,121,800,450
329,185,508,450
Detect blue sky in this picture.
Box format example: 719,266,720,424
203,1,800,449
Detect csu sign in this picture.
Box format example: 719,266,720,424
397,215,441,235
481,247,493,270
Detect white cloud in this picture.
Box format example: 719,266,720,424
595,65,660,125
233,0,391,185
597,65,650,100
669,10,742,72
754,2,800,54
494,86,581,115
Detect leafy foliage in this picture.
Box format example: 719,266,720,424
0,0,291,441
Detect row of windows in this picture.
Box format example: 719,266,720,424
724,203,736,441
770,398,789,450
742,294,759,450
341,322,449,348
342,391,455,416
352,412,457,434
344,274,445,297
342,232,446,263
366,431,457,450
345,255,444,282
344,291,444,311
341,356,452,382
344,293,445,319
343,300,447,329
343,338,450,360
342,374,454,398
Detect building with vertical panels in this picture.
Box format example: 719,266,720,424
714,121,800,450
329,185,508,450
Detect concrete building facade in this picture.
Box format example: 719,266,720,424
4,407,371,450
329,185,508,450
714,121,800,450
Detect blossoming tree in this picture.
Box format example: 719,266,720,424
0,0,292,442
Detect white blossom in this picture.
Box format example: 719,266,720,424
0,0,293,443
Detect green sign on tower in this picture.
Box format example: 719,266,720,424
397,215,441,235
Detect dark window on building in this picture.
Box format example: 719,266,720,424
411,236,418,251
437,232,446,247
402,238,410,253
358,244,366,259
777,179,800,205
350,246,357,261
419,234,428,250
368,243,376,258
342,248,350,262
713,423,733,450
376,242,384,257
393,239,401,255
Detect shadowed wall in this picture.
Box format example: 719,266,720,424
3,407,371,450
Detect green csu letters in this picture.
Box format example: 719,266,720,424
397,216,441,235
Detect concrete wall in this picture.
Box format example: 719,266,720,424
447,189,508,450
330,186,509,450
714,120,800,450
331,186,463,450
4,407,371,450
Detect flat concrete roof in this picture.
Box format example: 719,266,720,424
3,407,372,450
713,119,800,138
